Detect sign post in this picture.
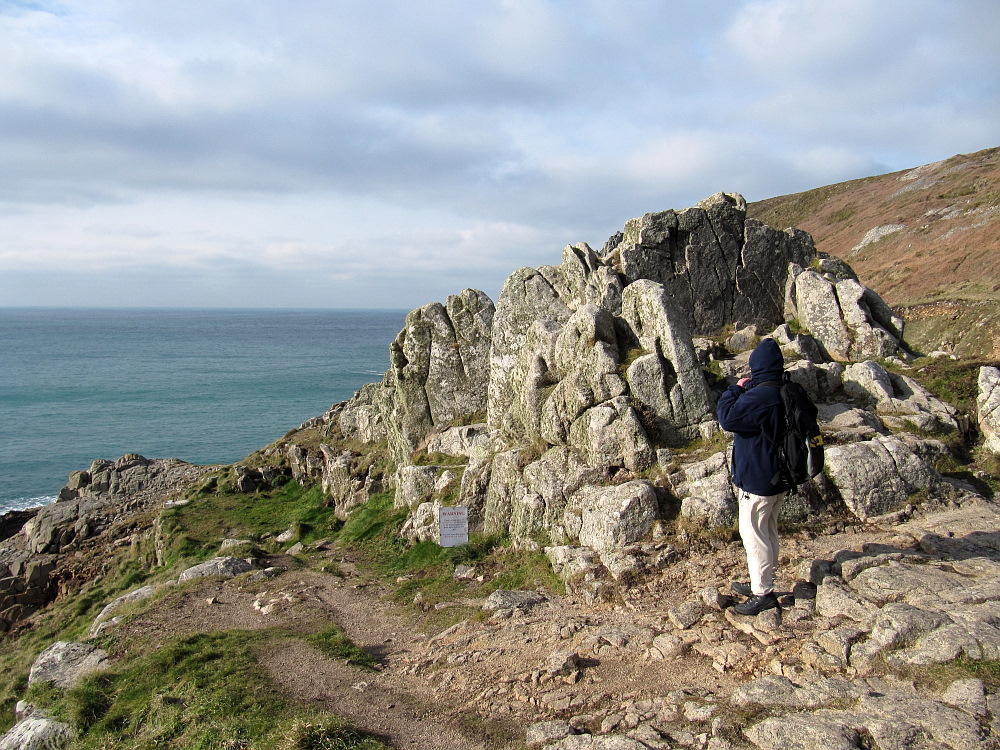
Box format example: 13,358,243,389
438,506,468,548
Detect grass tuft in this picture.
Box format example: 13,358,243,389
308,626,378,671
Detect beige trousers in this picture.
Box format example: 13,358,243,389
737,488,786,596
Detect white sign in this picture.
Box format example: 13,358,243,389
438,506,469,548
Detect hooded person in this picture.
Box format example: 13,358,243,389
716,338,791,616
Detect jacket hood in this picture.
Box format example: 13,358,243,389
749,338,784,386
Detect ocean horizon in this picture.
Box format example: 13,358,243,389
0,307,408,514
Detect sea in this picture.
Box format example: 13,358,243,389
0,308,408,514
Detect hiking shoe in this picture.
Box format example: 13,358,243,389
731,581,753,597
733,592,778,616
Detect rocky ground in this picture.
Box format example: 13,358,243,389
11,491,1000,749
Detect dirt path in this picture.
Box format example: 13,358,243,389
114,505,993,749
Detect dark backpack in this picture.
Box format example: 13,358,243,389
763,374,824,490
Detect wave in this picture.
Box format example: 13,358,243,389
0,495,57,514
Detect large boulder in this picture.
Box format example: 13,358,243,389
28,641,110,689
425,424,494,460
394,465,441,510
669,452,737,528
177,557,254,582
567,397,654,473
0,715,73,750
787,268,901,360
563,481,659,551
978,366,1000,453
825,435,944,520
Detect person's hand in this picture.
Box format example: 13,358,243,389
737,377,751,388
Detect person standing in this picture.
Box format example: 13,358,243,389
716,338,792,616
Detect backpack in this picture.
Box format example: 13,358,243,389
763,374,824,490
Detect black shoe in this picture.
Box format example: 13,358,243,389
734,592,778,616
731,581,753,597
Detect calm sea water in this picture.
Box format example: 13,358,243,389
0,308,407,513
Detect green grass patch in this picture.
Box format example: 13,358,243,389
901,657,1000,693
409,451,467,467
308,626,379,671
902,357,999,413
159,481,338,571
30,629,386,750
334,492,409,559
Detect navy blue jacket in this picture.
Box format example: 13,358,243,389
716,339,792,496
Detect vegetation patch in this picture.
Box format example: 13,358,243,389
903,356,999,413
308,625,379,671
160,481,337,571
24,629,386,749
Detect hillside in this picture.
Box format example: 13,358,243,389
748,146,1000,358
4,190,1000,749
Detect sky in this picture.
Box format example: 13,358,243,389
1,0,998,310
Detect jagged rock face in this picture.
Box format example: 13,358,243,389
619,279,714,444
562,481,660,552
379,289,494,462
334,383,386,444
488,245,623,437
979,366,1000,453
24,456,205,556
603,193,815,335
311,193,935,542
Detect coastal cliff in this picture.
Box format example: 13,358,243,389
3,189,1000,749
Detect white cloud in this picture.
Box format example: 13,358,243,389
0,0,996,308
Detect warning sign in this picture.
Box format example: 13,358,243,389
438,506,468,548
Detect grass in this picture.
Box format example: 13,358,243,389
308,626,379,671
902,356,999,413
900,658,1000,693
159,481,338,571
24,629,387,750
330,492,564,612
0,540,169,733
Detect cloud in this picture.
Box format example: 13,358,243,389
0,0,997,308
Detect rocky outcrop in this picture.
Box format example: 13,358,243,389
824,435,945,520
803,507,1000,674
980,366,1000,453
379,289,494,462
619,280,714,444
25,456,207,555
603,193,815,334
274,193,964,559
0,455,208,632
786,264,904,361
0,556,56,633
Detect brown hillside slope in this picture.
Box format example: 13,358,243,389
748,146,1000,357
